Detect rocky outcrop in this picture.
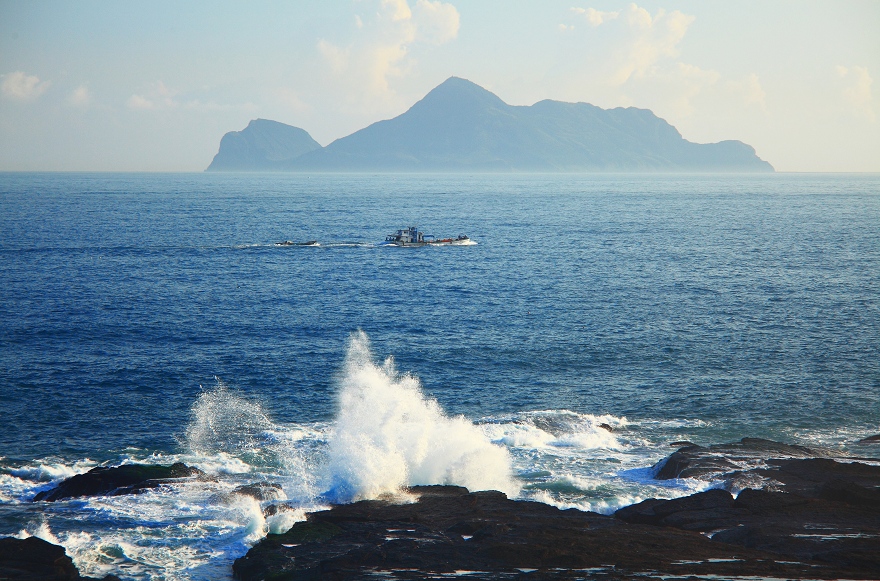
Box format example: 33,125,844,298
207,119,321,171
233,484,872,580
653,437,838,481
232,438,880,580
616,440,880,575
33,463,203,502
232,482,285,502
0,536,120,581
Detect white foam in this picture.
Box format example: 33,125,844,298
326,331,519,501
486,423,556,448
16,521,60,544
229,496,268,544
553,429,621,450
10,459,96,483
266,508,307,534
190,453,253,476
483,410,626,452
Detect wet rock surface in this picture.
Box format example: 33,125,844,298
652,437,839,482
616,439,880,576
0,536,120,581
858,433,880,444
32,463,203,502
233,483,875,580
232,482,285,502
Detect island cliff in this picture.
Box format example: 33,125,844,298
206,77,773,173
207,118,321,171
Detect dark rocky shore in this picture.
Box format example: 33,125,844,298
237,437,880,580
4,438,879,580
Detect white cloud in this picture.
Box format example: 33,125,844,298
68,84,91,107
838,65,875,122
564,4,770,130
125,81,252,113
383,0,413,22
317,0,460,99
721,73,766,111
571,7,619,27
413,0,460,45
673,62,720,115
126,94,155,110
743,74,766,107
318,39,350,74
611,4,695,86
127,81,178,110
1,71,51,101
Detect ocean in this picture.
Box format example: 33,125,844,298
1,172,878,580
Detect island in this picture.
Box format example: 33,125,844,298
206,77,774,173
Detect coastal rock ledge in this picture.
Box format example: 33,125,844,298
32,463,203,502
0,536,120,581
236,439,880,580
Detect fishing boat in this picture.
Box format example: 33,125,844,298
383,226,471,247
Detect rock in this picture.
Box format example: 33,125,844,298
232,482,285,502
598,423,613,432
653,437,836,481
669,440,695,447
652,488,734,515
33,463,203,502
233,485,858,580
615,489,746,532
617,439,880,576
857,433,880,444
732,487,809,512
0,536,120,581
758,457,880,497
234,439,880,579
819,479,880,508
612,498,667,525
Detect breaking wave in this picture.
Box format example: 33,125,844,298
325,331,519,501
0,334,735,580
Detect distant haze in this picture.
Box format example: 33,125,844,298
0,1,877,172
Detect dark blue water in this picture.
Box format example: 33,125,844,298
3,172,878,457
1,172,879,580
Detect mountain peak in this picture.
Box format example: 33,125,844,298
415,77,508,111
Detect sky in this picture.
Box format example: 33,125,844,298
0,0,878,172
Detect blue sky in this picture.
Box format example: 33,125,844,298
1,0,878,171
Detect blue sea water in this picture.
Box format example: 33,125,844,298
1,172,879,579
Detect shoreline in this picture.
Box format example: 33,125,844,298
4,436,878,580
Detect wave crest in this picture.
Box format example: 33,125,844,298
326,331,519,501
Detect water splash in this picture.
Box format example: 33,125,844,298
325,331,519,502
184,379,273,457
16,520,60,544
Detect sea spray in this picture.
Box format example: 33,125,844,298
326,331,519,501
185,379,274,457
182,380,323,504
